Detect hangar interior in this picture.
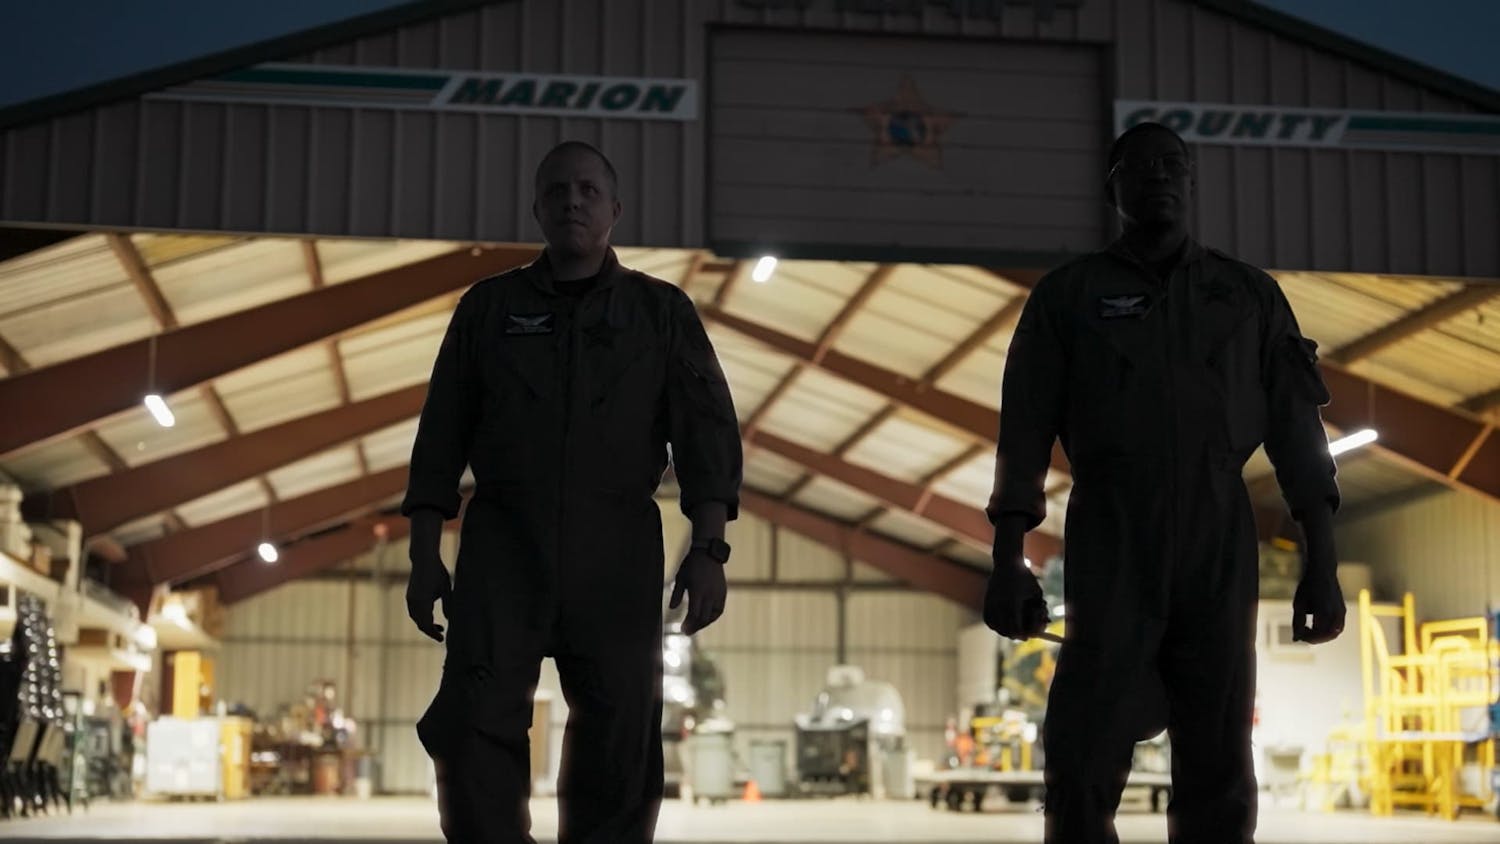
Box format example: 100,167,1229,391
0,0,1495,841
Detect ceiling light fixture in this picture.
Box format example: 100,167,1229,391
257,505,277,564
1328,428,1378,457
752,255,778,283
142,334,174,428
143,394,175,428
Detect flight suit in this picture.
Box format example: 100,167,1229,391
988,239,1338,844
402,249,742,843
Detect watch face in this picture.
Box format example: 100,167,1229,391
709,538,731,563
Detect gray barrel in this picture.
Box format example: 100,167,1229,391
748,739,787,797
881,747,915,799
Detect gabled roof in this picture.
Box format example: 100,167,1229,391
0,0,1495,131
0,0,494,131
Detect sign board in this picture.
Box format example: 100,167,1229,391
1116,99,1500,155
151,63,698,122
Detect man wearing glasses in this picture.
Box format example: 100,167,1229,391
984,122,1345,843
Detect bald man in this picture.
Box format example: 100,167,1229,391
404,141,742,843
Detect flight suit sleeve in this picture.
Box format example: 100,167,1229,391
987,273,1068,531
1260,274,1340,520
666,290,743,521
401,289,482,520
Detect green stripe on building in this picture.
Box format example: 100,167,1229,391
220,68,448,92
1347,115,1500,136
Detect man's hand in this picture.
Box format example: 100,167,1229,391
985,514,1049,640
670,549,726,635
406,552,452,643
985,561,1049,640
1292,568,1344,644
1292,504,1344,644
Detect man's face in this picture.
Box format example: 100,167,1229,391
532,149,621,256
1108,130,1193,229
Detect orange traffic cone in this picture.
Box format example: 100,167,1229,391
742,779,762,803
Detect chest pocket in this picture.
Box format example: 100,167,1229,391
588,337,665,412
1077,292,1160,394
479,331,556,429
1194,279,1254,364
1191,278,1263,452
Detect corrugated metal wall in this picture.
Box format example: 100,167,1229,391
1,0,1493,276
1121,0,1498,277
218,504,975,792
1335,489,1500,622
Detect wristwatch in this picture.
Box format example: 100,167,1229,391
691,537,732,564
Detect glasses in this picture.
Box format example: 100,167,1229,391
1108,153,1191,181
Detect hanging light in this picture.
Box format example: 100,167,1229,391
751,255,778,283
1328,428,1378,457
256,505,277,563
142,334,174,427
143,394,175,428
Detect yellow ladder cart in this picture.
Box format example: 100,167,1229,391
1358,589,1499,819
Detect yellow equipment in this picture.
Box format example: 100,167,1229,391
970,712,1035,772
1357,589,1499,820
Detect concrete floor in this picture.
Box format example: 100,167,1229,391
0,796,1496,843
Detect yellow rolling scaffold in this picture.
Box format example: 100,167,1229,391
1354,589,1499,820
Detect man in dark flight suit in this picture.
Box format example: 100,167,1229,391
403,141,742,843
984,123,1347,844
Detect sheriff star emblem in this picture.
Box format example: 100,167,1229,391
857,76,960,169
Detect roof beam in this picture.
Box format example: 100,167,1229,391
215,516,408,604
740,489,986,613
0,245,535,457
301,240,326,288
77,431,128,472
748,431,1062,562
302,240,372,476
741,264,894,441
1460,384,1500,416
108,233,178,330
121,465,409,586
1328,284,1500,365
1319,364,1500,505
1449,422,1495,480
703,305,1070,474
773,288,1032,499
923,293,1028,385
712,260,745,308
22,384,425,535
679,249,708,294
0,333,24,376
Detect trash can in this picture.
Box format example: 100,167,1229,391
881,747,915,800
686,732,735,804
353,753,376,799
312,752,342,795
748,739,787,797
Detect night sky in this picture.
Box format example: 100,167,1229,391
1,1,1496,109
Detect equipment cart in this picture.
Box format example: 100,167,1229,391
916,768,1173,814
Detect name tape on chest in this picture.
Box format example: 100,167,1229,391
505,312,555,335
1098,295,1151,320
